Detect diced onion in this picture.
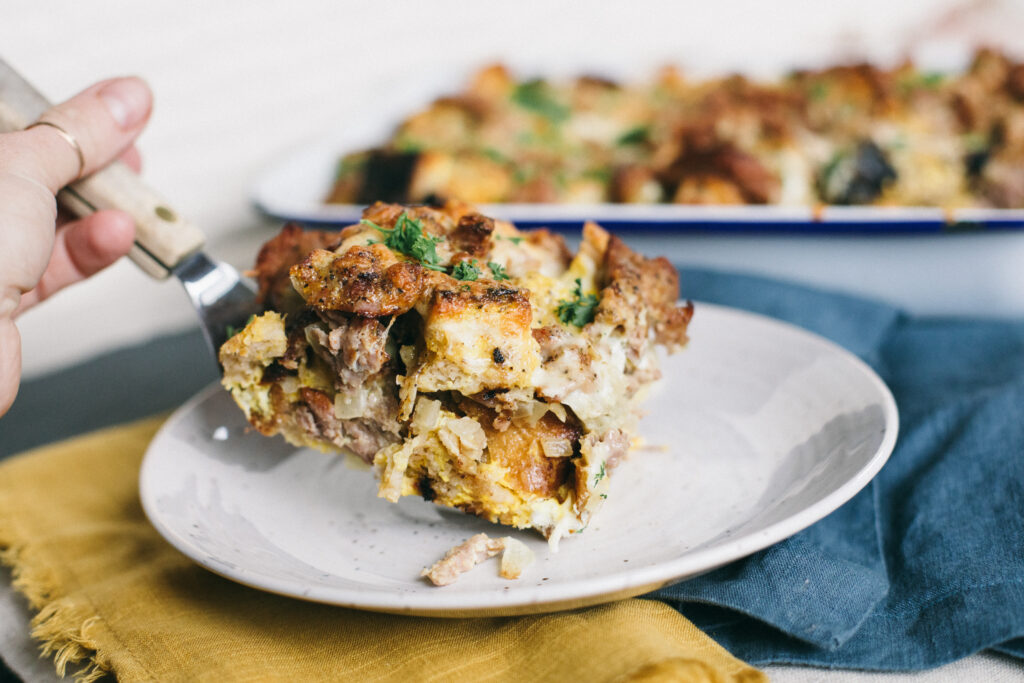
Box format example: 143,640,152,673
437,428,460,457
334,390,367,419
541,437,573,458
400,345,417,370
279,376,299,395
446,416,487,451
499,537,535,579
412,398,441,432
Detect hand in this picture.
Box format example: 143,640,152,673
0,77,153,416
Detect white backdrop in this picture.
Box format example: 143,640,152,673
4,0,1024,376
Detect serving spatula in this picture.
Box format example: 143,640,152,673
0,57,258,359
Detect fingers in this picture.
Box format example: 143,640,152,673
0,170,60,298
3,76,152,194
119,143,143,173
0,77,151,415
0,320,22,417
14,210,136,314
55,144,142,226
0,78,150,315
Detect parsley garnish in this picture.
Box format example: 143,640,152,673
452,260,508,282
556,278,600,327
393,136,423,152
617,125,650,146
963,131,988,153
225,314,257,339
487,261,510,281
497,234,524,245
600,493,608,500
361,213,446,271
482,147,508,164
512,165,535,184
809,81,829,101
896,72,944,95
511,79,570,122
582,168,613,184
902,72,944,90
335,154,366,178
594,461,607,485
451,259,481,281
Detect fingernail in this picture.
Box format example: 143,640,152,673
98,77,151,129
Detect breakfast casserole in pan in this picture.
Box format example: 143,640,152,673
325,49,1024,209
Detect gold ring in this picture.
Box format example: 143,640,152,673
26,120,86,181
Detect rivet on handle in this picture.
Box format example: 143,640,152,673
155,205,177,222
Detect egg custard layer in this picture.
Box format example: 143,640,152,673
219,202,693,545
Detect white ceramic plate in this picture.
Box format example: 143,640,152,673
140,303,898,616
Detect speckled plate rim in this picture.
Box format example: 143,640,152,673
140,303,899,616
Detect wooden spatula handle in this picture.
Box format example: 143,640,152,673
0,58,205,279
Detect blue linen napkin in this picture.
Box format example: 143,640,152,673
652,267,1024,670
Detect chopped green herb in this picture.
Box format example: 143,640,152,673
393,136,423,152
225,314,257,340
600,493,608,500
361,213,446,271
556,278,600,328
511,79,570,122
334,154,366,179
497,234,524,245
594,461,607,484
963,131,989,152
898,71,945,94
516,131,538,147
482,147,509,164
819,150,845,191
616,125,650,146
512,165,536,184
809,81,829,101
451,259,481,281
487,261,510,281
582,168,613,184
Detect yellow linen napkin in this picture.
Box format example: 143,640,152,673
0,417,765,683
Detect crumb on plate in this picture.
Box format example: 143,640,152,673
421,532,535,586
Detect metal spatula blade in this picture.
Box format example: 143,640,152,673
0,57,258,362
173,252,258,355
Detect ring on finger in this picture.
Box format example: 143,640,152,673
26,120,86,181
